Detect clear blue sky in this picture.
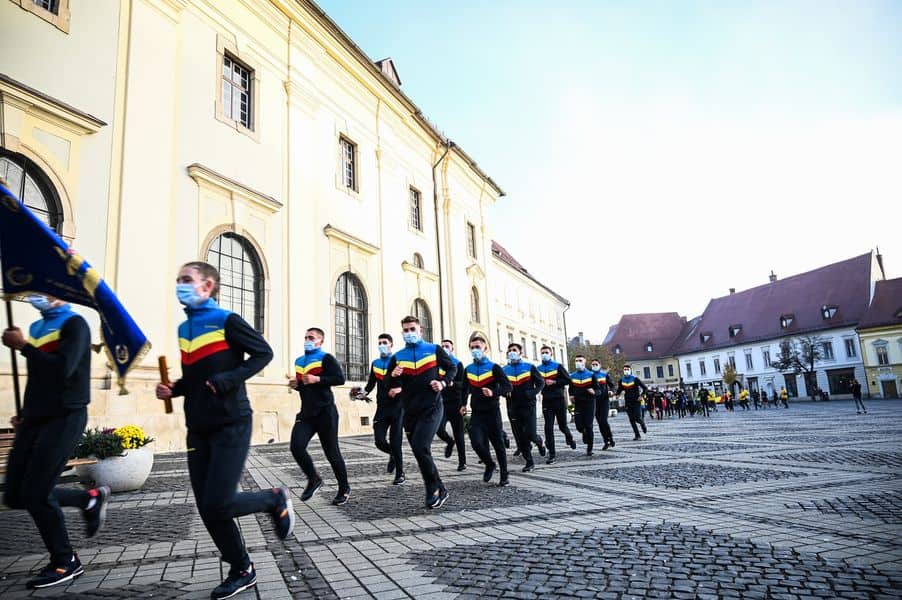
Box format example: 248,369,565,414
317,0,902,340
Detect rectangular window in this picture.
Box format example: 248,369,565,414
507,332,514,345
845,338,857,358
699,361,706,376
34,0,59,12
656,366,664,379
222,54,253,129
762,349,771,368
466,222,477,259
668,364,674,377
532,341,538,361
409,187,422,231
877,346,889,366
521,338,527,356
822,341,834,360
643,366,651,379
685,362,693,377
713,358,721,374
340,137,357,191
727,355,736,369
745,353,753,370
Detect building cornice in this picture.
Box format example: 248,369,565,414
323,224,379,255
187,163,282,213
0,73,106,135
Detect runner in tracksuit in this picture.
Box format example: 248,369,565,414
157,261,293,600
616,364,649,441
537,345,575,464
503,343,546,472
2,296,112,590
385,315,456,509
362,333,405,485
463,335,513,485
435,339,467,471
590,359,615,450
290,327,351,506
569,355,597,456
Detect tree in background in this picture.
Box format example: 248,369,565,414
771,335,825,399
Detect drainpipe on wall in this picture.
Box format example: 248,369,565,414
432,140,453,340
561,303,571,366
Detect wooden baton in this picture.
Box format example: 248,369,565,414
158,356,174,414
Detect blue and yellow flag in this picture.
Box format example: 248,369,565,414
0,181,150,393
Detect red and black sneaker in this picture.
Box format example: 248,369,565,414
84,485,111,538
26,554,84,589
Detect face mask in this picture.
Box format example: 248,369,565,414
378,344,391,357
403,332,421,345
304,340,317,353
541,353,551,363
623,369,632,377
471,348,484,361
508,351,520,362
28,295,54,313
176,282,205,307
592,365,601,372
442,346,453,356
575,361,585,370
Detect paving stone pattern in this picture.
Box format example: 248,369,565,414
578,462,807,489
0,400,900,599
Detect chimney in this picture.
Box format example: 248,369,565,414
769,270,777,283
876,247,886,280
729,288,735,295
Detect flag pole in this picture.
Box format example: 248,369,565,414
5,300,22,416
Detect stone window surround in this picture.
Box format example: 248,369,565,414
9,0,70,33
214,34,261,142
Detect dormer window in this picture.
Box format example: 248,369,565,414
645,342,653,352
780,314,794,329
821,305,838,320
614,345,622,355
895,308,902,320
729,324,742,338
700,332,712,343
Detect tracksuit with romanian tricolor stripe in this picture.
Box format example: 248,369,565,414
436,355,467,467
503,361,545,466
464,358,513,477
291,347,349,493
593,369,615,445
170,298,276,577
4,305,94,566
537,359,574,457
384,341,456,499
569,368,597,453
365,355,403,476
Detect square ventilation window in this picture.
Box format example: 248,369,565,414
360,416,370,427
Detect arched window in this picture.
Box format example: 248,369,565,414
206,232,264,332
0,149,62,232
411,298,432,343
335,272,368,380
412,253,424,269
470,286,480,323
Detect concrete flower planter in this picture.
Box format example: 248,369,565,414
76,445,154,492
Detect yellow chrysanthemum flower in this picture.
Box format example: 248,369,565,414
114,425,151,450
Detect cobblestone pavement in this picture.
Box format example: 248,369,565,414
1,400,900,598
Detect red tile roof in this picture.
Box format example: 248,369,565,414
603,313,688,360
857,277,902,330
675,252,874,354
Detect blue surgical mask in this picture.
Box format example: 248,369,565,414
378,344,391,357
541,353,551,363
176,283,204,307
403,332,421,345
623,369,632,377
304,341,317,353
28,295,54,313
442,346,454,356
592,365,601,372
471,348,484,361
575,361,585,370
508,351,520,363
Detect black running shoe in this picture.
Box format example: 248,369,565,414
84,485,111,538
427,486,450,509
513,449,521,457
568,438,577,450
610,439,616,448
538,443,547,457
211,564,256,599
456,463,467,472
300,477,323,502
331,488,351,506
271,487,294,540
522,462,535,473
392,473,406,486
483,462,496,483
26,555,84,589
503,435,510,449
387,458,395,474
641,423,647,434
546,455,556,465
633,435,641,441
444,442,454,458
602,442,610,451
498,474,510,487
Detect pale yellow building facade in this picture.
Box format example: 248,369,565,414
0,0,568,450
